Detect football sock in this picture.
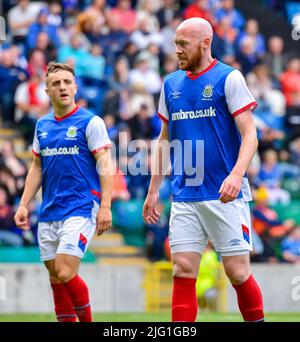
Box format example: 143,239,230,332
50,282,77,322
172,276,198,322
64,275,92,322
232,274,264,322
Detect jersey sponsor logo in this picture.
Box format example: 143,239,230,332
40,132,48,139
40,145,80,156
171,107,216,121
202,84,213,98
66,126,78,140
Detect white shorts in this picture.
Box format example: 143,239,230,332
169,199,252,256
38,201,98,261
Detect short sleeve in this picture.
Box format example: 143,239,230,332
86,116,112,154
32,125,40,157
225,69,257,117
157,82,169,123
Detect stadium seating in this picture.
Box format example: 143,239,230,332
271,200,300,224
112,199,145,247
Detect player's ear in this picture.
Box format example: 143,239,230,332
203,37,211,49
45,86,49,96
74,83,78,95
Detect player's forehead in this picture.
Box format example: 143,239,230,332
48,70,75,85
175,28,198,43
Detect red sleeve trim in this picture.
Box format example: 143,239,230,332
32,149,40,157
91,143,112,155
157,112,169,123
232,102,257,118
90,189,101,198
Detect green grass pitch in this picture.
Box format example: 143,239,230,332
0,312,299,322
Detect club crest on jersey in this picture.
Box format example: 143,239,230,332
202,84,213,99
66,126,77,140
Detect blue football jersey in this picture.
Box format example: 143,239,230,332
32,106,111,222
158,59,257,202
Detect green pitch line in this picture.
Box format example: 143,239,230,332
0,312,299,322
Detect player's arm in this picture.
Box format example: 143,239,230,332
14,155,42,230
219,110,258,203
93,148,113,236
143,121,170,224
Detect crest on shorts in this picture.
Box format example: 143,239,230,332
66,126,77,139
202,84,213,98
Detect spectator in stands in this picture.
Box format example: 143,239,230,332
280,58,300,108
215,0,245,32
156,0,181,29
27,8,60,51
161,54,178,76
7,0,44,45
0,165,17,205
35,32,57,64
256,149,290,204
0,48,28,127
48,1,63,28
135,43,160,72
252,186,294,262
128,83,156,120
107,0,137,34
112,165,131,201
78,0,107,31
238,19,266,58
108,56,130,93
184,0,215,25
281,226,300,264
98,14,129,65
126,103,154,140
247,64,286,118
80,44,106,80
58,33,89,76
145,201,169,261
129,56,162,96
27,48,47,77
265,36,289,81
130,12,163,50
0,184,23,246
0,140,27,197
237,36,260,75
286,91,300,141
14,72,50,145
161,15,183,55
137,0,160,33
120,41,139,68
290,137,300,167
215,15,237,58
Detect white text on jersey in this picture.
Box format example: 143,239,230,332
172,107,216,121
40,146,80,157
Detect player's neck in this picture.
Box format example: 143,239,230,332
54,102,77,119
189,56,215,75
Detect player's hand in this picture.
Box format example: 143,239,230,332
143,192,160,225
96,206,112,236
218,173,243,203
14,206,30,230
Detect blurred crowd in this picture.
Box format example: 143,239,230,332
0,0,300,264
